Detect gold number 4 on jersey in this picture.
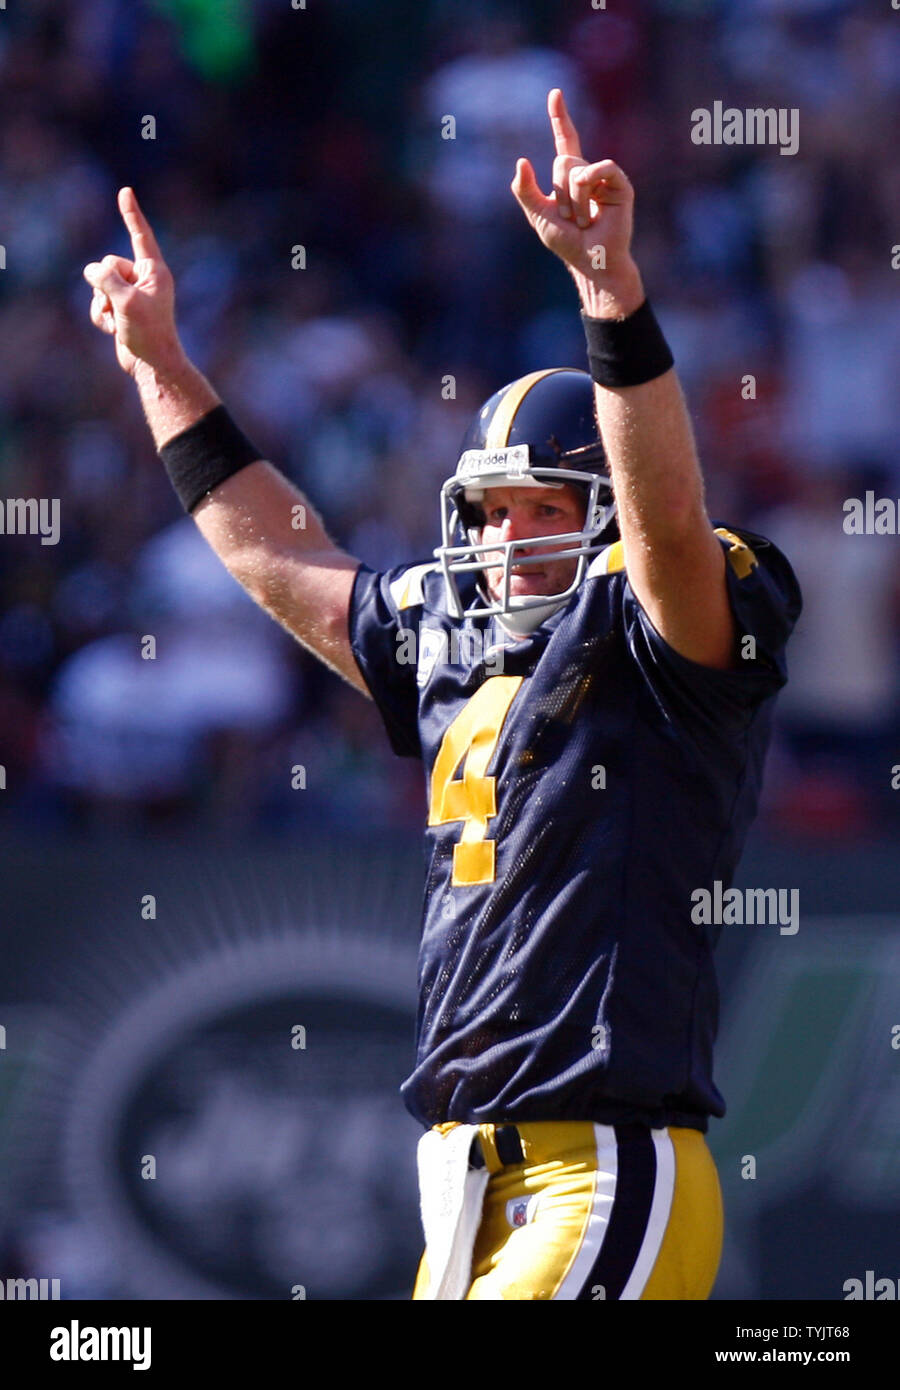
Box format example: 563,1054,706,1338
427,676,523,886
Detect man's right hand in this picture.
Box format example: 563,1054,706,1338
85,188,368,695
83,186,185,379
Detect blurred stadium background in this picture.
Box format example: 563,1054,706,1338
1,0,899,1299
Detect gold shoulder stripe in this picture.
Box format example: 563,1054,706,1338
389,562,437,611
586,542,625,578
714,527,758,580
604,540,625,574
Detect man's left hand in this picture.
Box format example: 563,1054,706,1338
511,88,641,312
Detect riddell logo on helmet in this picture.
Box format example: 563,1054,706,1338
458,447,530,478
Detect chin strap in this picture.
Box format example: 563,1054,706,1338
494,596,570,637
471,574,571,638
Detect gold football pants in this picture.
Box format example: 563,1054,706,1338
412,1120,723,1300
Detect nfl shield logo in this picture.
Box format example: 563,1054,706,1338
507,1198,529,1228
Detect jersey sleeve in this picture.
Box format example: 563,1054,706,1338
619,527,803,736
348,561,432,759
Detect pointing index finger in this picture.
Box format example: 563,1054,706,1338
118,186,162,262
548,88,583,160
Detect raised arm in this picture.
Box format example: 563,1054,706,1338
511,90,735,671
83,187,367,694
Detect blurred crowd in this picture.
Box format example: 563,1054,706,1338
1,0,898,841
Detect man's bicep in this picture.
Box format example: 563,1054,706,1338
620,526,801,732
272,552,372,695
219,539,370,694
622,522,737,671
298,556,372,694
190,462,371,693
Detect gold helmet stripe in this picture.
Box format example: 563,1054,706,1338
484,368,570,450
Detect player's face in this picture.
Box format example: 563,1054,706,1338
478,484,587,602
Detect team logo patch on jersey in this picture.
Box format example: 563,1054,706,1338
417,627,448,689
506,1196,539,1229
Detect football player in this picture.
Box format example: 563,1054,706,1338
84,89,801,1299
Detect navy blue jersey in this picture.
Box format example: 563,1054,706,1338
349,527,801,1131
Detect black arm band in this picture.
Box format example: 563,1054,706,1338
159,405,263,513
581,298,674,388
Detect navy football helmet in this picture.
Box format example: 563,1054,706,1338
436,368,617,634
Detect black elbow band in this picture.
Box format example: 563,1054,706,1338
159,405,262,513
581,298,674,388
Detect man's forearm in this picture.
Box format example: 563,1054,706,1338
573,262,645,323
132,354,366,690
130,349,332,557
571,261,709,547
132,350,221,450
